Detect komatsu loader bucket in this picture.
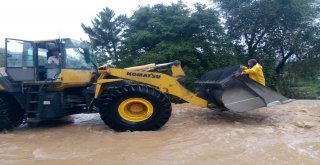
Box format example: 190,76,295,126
195,65,292,112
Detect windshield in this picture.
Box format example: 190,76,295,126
64,39,98,69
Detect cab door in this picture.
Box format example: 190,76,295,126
5,38,36,81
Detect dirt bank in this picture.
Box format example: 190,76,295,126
0,100,319,165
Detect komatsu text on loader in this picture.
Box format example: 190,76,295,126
0,38,291,131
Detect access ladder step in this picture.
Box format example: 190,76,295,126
28,92,41,94
26,111,39,113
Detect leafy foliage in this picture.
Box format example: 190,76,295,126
82,0,320,98
215,0,320,90
0,48,4,67
125,2,237,88
81,8,128,65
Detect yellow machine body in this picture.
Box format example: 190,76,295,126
94,63,208,108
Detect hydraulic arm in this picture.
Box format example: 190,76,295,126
94,61,208,108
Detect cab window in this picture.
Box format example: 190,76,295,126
6,40,34,67
38,48,48,66
65,48,92,69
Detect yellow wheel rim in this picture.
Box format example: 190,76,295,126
118,98,154,122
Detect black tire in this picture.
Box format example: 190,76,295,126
96,85,172,131
0,93,25,131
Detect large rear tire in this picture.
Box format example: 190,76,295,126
0,93,25,131
96,85,172,131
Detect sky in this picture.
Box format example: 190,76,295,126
0,0,212,47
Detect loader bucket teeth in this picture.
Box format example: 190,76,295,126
195,65,292,112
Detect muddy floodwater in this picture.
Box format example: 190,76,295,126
0,100,319,165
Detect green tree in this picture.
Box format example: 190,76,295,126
117,2,236,88
81,7,128,65
123,2,235,69
0,48,4,67
215,0,320,75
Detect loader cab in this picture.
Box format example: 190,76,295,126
5,38,98,82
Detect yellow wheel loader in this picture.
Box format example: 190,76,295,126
0,38,291,131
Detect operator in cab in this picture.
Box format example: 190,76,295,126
241,59,266,86
46,48,61,79
47,48,61,65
